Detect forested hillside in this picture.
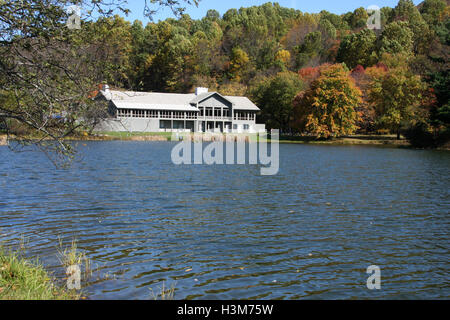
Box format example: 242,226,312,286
82,0,448,146
1,0,449,148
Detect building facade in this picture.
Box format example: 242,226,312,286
96,87,266,133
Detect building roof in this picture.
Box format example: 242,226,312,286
104,90,259,111
224,96,260,111
189,92,217,104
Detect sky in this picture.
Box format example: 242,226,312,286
120,0,423,23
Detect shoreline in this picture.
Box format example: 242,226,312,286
1,133,411,148
0,135,7,146
2,133,450,150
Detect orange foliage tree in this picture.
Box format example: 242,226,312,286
350,65,376,132
292,64,362,138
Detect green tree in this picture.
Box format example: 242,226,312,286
141,21,194,91
81,16,133,87
347,7,369,30
337,29,377,68
379,21,414,55
319,10,347,31
293,31,322,68
205,9,221,21
390,0,433,54
428,69,450,126
251,72,304,132
420,0,447,27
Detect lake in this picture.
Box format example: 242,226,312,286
0,142,449,299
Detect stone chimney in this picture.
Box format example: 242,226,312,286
195,87,208,95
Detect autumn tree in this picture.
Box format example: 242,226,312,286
274,49,291,70
292,64,362,138
368,54,427,139
351,65,377,132
229,47,251,82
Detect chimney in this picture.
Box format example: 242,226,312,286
195,87,208,95
100,84,112,100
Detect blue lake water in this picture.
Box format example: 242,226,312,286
0,142,449,299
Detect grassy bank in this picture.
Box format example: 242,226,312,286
94,132,411,147
0,248,79,300
277,134,410,147
3,131,414,148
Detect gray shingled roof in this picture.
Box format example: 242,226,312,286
189,92,216,104
224,96,260,111
106,90,260,111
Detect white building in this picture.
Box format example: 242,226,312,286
96,86,266,133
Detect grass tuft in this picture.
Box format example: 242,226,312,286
149,281,177,300
57,238,92,280
0,247,79,300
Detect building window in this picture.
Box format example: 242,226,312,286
233,124,238,130
160,120,171,129
243,124,250,130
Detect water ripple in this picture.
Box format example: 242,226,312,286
0,142,449,299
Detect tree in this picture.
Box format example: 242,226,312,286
298,66,323,85
346,7,369,30
319,10,347,31
368,54,427,139
134,20,194,92
251,72,304,132
420,0,447,27
379,21,414,55
205,9,221,21
337,29,377,68
390,0,433,54
428,69,450,127
292,64,362,138
274,49,291,69
81,16,133,88
219,82,248,96
0,0,200,162
283,13,319,52
293,31,322,68
229,47,250,82
351,65,377,132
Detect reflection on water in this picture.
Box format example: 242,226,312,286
0,142,449,299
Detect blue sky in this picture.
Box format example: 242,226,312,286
121,0,423,22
